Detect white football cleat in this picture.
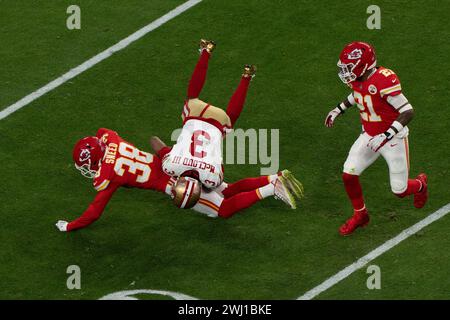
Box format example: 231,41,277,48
273,176,297,209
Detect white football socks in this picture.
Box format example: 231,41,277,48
258,183,275,199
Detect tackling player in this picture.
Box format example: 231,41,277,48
325,41,428,236
55,129,302,232
55,128,173,232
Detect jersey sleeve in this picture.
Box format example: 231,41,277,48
96,128,120,145
379,70,402,98
66,183,120,231
93,163,113,191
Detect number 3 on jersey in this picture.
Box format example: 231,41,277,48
190,130,211,158
114,142,153,183
353,92,382,122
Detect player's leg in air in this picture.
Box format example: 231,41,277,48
183,39,256,129
162,39,258,190
380,136,428,208
339,133,428,236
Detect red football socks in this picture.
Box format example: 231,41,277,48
187,50,210,99
218,190,262,218
395,178,422,198
221,176,270,198
342,173,366,211
226,76,251,126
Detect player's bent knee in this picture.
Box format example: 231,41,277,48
391,180,407,197
343,159,362,176
342,172,357,181
342,168,360,179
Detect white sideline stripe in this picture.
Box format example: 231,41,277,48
0,0,203,121
297,203,450,300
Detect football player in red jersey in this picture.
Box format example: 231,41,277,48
55,130,303,232
325,41,428,236
55,128,174,232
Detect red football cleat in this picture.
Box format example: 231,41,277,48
414,173,428,209
339,208,370,236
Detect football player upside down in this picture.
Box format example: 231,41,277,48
55,128,303,232
325,41,428,236
161,39,255,191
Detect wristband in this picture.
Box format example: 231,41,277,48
337,102,348,114
385,121,404,139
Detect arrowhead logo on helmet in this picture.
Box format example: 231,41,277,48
72,136,106,179
346,48,363,60
79,149,91,162
337,41,377,84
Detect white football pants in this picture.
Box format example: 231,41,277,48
343,132,410,194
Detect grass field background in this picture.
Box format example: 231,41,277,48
0,0,449,299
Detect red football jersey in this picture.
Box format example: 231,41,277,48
93,128,170,191
350,66,402,136
67,128,173,231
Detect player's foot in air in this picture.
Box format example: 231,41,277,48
339,208,370,236
199,39,216,53
414,173,428,208
280,170,304,200
273,176,297,209
243,64,257,79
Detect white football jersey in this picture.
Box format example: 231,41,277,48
162,119,223,188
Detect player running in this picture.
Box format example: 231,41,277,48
161,39,255,190
55,129,302,232
325,41,428,236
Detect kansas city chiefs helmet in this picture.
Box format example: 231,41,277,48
171,176,201,209
337,41,377,84
72,136,106,178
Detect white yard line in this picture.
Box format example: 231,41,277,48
297,202,450,300
0,0,203,121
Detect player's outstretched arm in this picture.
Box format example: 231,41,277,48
55,184,119,232
325,93,355,127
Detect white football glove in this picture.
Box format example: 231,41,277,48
367,132,392,152
324,107,341,127
55,220,69,232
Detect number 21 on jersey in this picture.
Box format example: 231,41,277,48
353,92,382,122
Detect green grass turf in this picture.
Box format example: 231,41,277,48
0,0,449,299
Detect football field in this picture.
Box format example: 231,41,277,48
1,0,450,300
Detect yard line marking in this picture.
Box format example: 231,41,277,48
99,289,199,300
0,0,202,121
297,203,450,300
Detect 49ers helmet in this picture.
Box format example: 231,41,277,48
337,41,377,84
72,136,106,179
171,177,201,209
